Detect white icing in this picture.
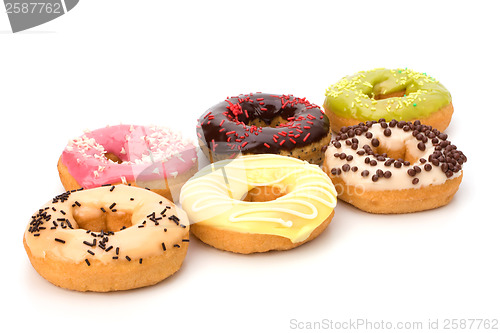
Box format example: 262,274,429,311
325,123,463,191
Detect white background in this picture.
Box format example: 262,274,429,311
1,1,499,332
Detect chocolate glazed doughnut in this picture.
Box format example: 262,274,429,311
197,93,331,164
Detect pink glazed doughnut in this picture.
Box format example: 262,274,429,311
58,125,198,202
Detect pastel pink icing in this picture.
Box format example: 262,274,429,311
61,125,197,188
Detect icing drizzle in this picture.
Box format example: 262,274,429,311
180,154,337,243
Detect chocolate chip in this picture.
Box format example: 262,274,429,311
361,170,370,177
371,138,380,147
369,160,377,166
389,120,398,127
412,178,419,185
424,164,432,171
408,169,416,177
394,161,402,168
346,155,353,161
352,166,358,172
372,175,379,182
417,142,426,151
414,166,422,173
384,171,392,178
331,168,341,175
342,164,350,172
384,128,392,136
365,132,373,139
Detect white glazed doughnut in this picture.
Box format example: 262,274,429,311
323,119,466,213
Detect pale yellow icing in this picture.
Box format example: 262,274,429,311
179,155,337,243
24,185,189,264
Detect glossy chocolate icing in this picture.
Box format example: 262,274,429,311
197,93,330,156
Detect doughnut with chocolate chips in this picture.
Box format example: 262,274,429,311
197,93,331,164
323,119,466,213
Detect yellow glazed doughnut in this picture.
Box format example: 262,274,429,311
323,119,467,214
23,185,189,292
180,154,337,254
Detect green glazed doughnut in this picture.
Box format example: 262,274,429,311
324,68,453,132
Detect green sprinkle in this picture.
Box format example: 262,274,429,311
413,103,417,107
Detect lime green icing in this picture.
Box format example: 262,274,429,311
324,68,452,121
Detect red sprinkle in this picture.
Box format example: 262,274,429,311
303,133,311,142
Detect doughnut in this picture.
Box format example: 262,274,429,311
58,124,198,202
180,154,337,254
197,93,331,165
323,119,466,214
324,68,453,133
23,185,190,292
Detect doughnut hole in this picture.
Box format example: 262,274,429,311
72,205,133,232
373,90,406,100
247,116,289,128
372,80,407,100
372,140,420,165
104,152,123,164
242,185,287,202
